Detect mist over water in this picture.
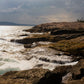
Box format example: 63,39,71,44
0,26,78,75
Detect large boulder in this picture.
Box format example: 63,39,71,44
66,59,84,84
0,69,49,84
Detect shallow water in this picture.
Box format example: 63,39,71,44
0,26,78,75
0,26,32,74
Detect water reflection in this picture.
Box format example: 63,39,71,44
0,26,32,75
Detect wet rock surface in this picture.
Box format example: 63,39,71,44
0,69,49,84
65,59,84,84
0,59,84,84
0,22,84,84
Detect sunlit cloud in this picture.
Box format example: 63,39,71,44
0,0,83,24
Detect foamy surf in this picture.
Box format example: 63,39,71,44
0,26,78,75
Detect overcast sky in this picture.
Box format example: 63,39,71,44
0,0,84,24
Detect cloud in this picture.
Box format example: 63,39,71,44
0,0,84,24
0,4,23,13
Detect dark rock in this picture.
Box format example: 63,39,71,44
39,57,50,62
19,34,29,36
11,37,47,44
0,69,49,84
65,59,84,84
51,30,84,35
24,44,32,48
51,60,65,64
71,59,84,80
37,72,62,84
0,60,83,84
62,72,72,84
35,64,43,67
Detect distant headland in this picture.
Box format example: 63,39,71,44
0,22,35,26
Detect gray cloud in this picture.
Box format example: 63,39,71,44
0,0,84,24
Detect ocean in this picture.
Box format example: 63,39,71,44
0,26,77,75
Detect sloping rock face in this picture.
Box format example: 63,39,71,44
25,22,84,33
66,59,84,84
51,59,84,84
49,36,84,57
0,69,49,84
0,66,72,84
0,59,84,84
37,72,62,84
22,22,84,45
11,33,84,44
11,35,48,44
12,22,84,48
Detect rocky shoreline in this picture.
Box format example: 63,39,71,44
0,59,84,84
0,22,84,84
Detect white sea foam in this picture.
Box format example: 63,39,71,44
0,26,78,75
